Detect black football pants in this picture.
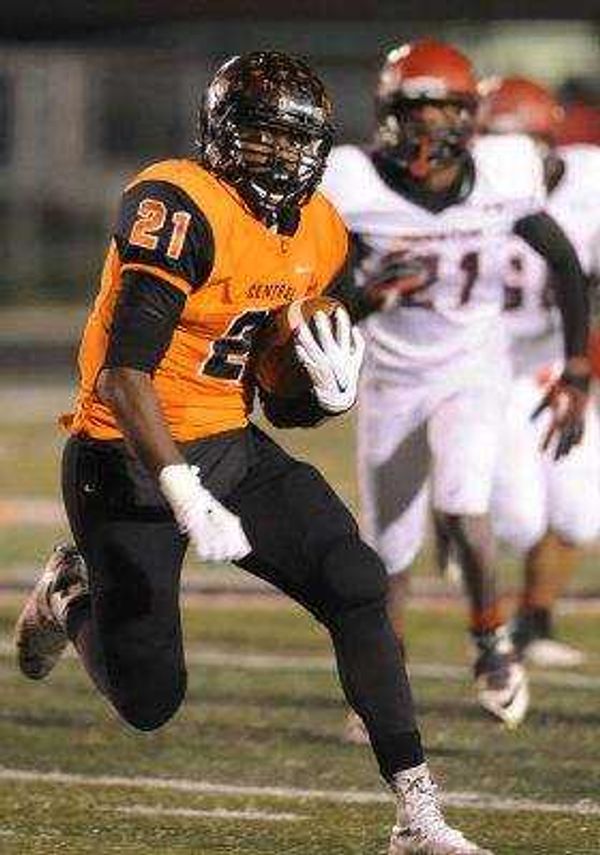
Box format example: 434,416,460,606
62,424,423,782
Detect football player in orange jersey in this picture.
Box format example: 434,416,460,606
14,52,492,855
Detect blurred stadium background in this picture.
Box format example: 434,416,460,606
0,5,598,307
0,5,598,854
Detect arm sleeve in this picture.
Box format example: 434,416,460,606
104,270,186,373
514,211,589,358
258,386,329,429
589,225,600,306
114,179,215,292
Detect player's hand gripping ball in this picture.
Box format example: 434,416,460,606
254,296,343,398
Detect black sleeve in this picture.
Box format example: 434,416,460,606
514,211,589,358
586,265,600,323
325,234,373,323
104,270,186,373
114,179,215,290
258,387,329,429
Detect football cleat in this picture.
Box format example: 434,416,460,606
343,710,370,745
472,626,529,729
510,609,587,669
15,543,88,680
390,763,494,854
523,638,586,669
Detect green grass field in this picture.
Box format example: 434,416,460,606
0,380,599,854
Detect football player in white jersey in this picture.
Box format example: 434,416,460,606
322,39,591,735
479,77,600,668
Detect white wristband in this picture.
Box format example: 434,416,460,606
159,463,207,512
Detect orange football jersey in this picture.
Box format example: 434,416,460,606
65,159,348,441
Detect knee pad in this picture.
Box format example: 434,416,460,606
110,665,187,732
321,537,388,608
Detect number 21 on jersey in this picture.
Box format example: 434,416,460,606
400,250,480,309
129,197,191,260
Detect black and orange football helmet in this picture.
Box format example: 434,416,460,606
198,51,334,225
375,39,478,179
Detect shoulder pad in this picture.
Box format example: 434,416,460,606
473,133,545,206
558,144,600,191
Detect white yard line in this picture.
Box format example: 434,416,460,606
0,767,598,817
190,648,334,672
0,639,599,690
0,766,390,805
109,804,304,822
443,792,600,816
409,661,600,691
194,650,600,691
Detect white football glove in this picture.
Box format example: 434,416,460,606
294,307,365,414
159,464,251,562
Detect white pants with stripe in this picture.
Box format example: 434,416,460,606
357,333,511,575
491,372,600,552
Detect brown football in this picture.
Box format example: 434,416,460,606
253,295,343,398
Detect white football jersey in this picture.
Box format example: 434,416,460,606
502,144,600,375
321,134,545,372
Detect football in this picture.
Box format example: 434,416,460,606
253,295,343,398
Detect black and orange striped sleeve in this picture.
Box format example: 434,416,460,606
114,180,215,294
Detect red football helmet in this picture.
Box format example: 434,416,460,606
558,103,600,146
477,76,564,143
375,39,478,178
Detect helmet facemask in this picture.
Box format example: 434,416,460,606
377,98,476,179
198,53,334,227
223,116,331,224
